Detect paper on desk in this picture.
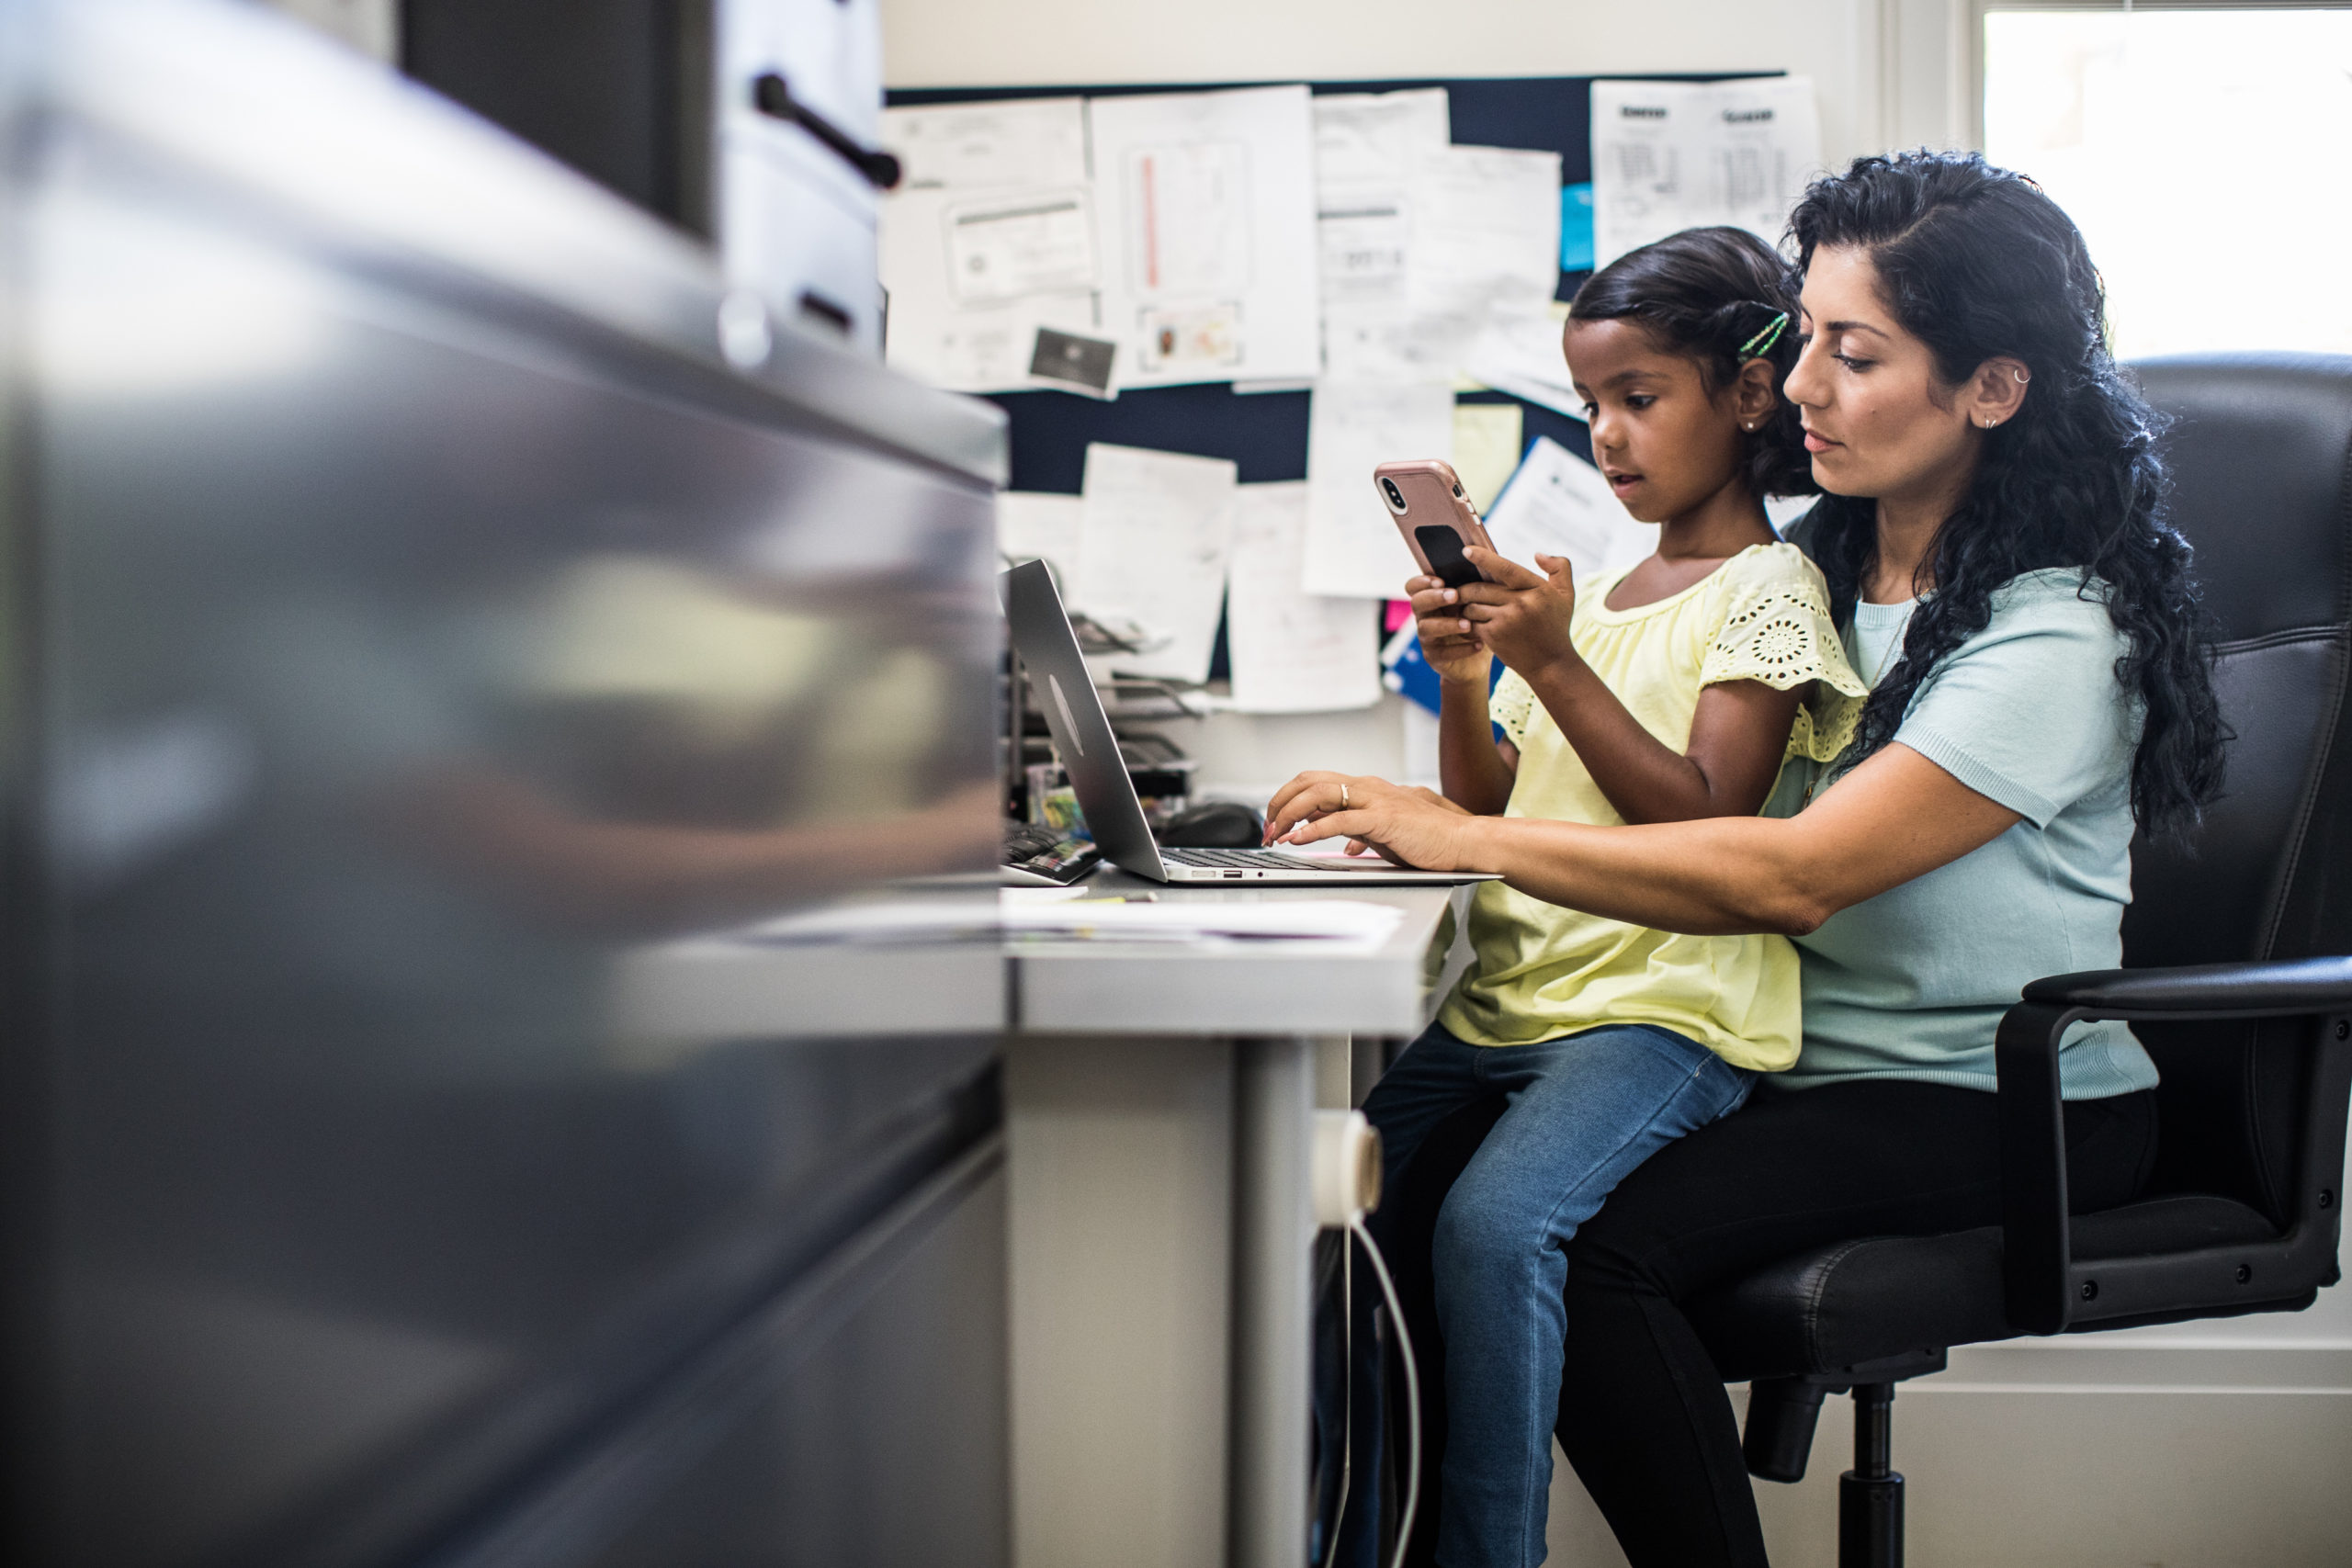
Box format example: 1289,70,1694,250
1088,85,1323,389
1001,897,1407,951
1589,77,1820,269
1226,482,1381,713
1481,435,1651,581
1451,402,1525,512
1075,444,1237,683
1301,381,1457,599
998,491,1087,585
882,97,1090,189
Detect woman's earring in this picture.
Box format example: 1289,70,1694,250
1983,416,1997,428
2012,368,2030,383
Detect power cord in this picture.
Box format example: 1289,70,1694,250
1312,1110,1419,1568
1353,1217,1421,1568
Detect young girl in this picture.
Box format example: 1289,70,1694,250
1299,227,1865,1567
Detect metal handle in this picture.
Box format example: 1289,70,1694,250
750,73,901,190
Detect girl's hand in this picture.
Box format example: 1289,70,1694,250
1404,572,1493,684
1261,772,1481,870
1451,549,1582,678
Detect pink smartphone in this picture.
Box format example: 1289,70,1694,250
1375,458,1497,589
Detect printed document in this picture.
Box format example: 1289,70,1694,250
1227,483,1381,713
1301,382,1457,599
1481,435,1650,581
1326,141,1561,386
1088,86,1323,389
1589,77,1820,269
1075,444,1238,683
878,98,1105,394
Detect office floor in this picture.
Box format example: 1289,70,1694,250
1544,1346,2352,1566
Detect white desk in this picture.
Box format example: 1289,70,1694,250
1005,870,1472,1568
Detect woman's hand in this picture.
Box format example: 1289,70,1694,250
1405,572,1493,684
1261,772,1483,869
1449,548,1582,678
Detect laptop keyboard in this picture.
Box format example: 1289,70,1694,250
1161,847,1323,869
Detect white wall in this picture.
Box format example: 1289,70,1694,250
887,0,1895,165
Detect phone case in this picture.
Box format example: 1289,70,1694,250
1374,459,1497,589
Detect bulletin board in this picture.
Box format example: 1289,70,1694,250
884,74,1772,491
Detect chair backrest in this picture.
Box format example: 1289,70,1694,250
2122,354,2352,1222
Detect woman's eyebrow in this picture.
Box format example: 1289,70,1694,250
1824,320,1889,339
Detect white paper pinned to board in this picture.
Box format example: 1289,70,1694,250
1301,382,1458,600
1480,435,1652,581
882,97,1091,190
997,492,1087,585
1227,483,1382,713
1589,77,1820,270
1075,444,1238,683
877,98,1106,395
1088,85,1324,389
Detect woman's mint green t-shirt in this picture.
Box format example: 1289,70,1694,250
1764,568,2159,1100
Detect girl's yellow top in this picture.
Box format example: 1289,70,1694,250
1437,542,1868,1072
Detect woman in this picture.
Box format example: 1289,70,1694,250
1268,151,2223,1566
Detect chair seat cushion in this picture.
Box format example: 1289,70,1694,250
1689,1196,2281,1382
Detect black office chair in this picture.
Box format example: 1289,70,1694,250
1380,353,2352,1568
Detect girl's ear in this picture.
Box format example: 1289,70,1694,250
1731,356,1779,432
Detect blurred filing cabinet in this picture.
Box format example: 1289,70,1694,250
1,2,1003,1564
402,0,892,350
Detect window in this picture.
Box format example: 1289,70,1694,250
1981,5,2352,357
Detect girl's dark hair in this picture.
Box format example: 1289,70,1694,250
1568,224,1816,499
1788,150,2222,836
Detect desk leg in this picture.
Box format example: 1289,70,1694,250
1006,1034,1234,1568
1230,1035,1316,1568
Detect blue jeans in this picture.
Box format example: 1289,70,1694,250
1363,1021,1757,1568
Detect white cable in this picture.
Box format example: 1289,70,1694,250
1351,1216,1421,1568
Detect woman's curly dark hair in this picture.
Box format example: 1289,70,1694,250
1567,225,1817,499
1787,151,2223,835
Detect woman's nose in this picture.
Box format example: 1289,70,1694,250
1784,342,1828,407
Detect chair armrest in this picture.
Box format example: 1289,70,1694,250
1996,956,2352,1334
2022,956,2352,1019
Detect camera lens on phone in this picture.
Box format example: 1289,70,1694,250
1381,478,1406,511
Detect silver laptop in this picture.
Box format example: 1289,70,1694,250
1001,559,1500,886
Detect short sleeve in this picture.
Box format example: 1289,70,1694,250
1894,572,2138,828
1699,545,1871,762
1489,668,1537,749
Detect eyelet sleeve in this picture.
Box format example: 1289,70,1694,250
1489,668,1537,749
1699,546,1871,762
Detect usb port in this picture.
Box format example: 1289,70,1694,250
1225,870,1244,878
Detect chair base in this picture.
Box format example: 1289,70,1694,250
1743,1350,1942,1568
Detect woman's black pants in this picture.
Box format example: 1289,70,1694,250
1532,1077,2157,1567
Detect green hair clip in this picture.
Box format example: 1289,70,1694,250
1739,310,1791,359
